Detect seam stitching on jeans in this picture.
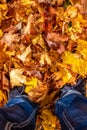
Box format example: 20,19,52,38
5,109,37,129
5,122,16,130
62,90,81,98
63,112,75,130
14,109,36,128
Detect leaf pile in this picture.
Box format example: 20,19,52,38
0,0,87,129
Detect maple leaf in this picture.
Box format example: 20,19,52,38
65,6,77,18
62,51,87,76
77,39,87,51
46,32,67,52
77,39,87,59
47,32,69,43
32,34,46,49
24,70,42,80
40,52,51,66
1,31,20,46
23,14,34,36
24,78,38,93
28,84,48,103
10,69,26,87
17,46,31,62
75,0,87,14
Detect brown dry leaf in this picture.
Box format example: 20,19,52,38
57,44,65,54
47,32,69,43
23,14,34,36
17,46,31,62
0,90,7,104
40,52,51,66
28,84,48,103
2,71,9,91
75,0,87,14
0,0,6,3
1,31,20,46
0,50,9,69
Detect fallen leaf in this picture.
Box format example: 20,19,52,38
41,109,60,130
24,78,38,93
1,31,20,46
17,46,31,62
28,84,48,103
10,69,26,87
0,90,7,104
23,14,34,35
40,52,51,65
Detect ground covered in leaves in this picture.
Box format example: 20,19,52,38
0,0,87,129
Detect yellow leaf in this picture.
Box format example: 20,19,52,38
21,0,36,6
77,39,87,59
62,51,87,76
0,90,7,103
80,49,87,59
0,29,3,37
63,69,72,84
53,68,73,84
77,14,86,23
24,78,38,93
0,4,7,10
77,39,87,51
73,20,82,33
66,6,77,18
41,109,58,130
32,34,46,49
6,51,15,56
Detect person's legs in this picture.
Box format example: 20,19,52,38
0,86,39,130
55,78,87,130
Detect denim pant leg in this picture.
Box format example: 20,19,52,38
0,96,39,130
55,90,87,130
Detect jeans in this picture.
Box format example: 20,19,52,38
0,95,38,130
55,90,87,130
1,90,87,130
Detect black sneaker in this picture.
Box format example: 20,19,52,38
9,86,27,99
72,77,86,96
59,83,72,98
59,77,86,97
